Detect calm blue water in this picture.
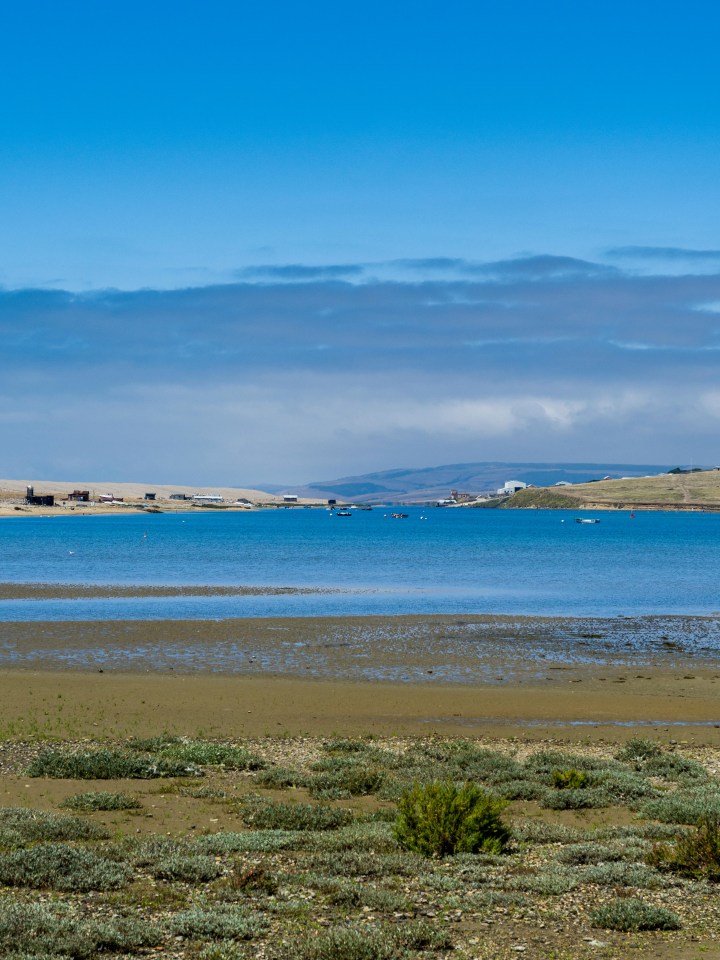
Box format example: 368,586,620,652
0,507,718,620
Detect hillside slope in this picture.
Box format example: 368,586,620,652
501,470,720,510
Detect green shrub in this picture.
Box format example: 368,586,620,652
394,781,510,857
60,791,142,811
26,747,201,779
648,815,720,880
590,897,681,931
551,768,589,790
240,796,352,831
0,842,132,891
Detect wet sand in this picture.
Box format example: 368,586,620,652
0,669,719,743
0,613,718,744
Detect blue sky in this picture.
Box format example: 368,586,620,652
2,2,720,483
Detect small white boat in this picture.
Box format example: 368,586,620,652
575,518,600,524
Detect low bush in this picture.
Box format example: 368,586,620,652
394,781,510,857
309,850,422,878
240,796,352,831
255,766,306,789
281,920,451,960
615,738,662,762
308,768,384,798
640,786,720,824
164,741,267,770
504,868,582,895
168,905,266,940
0,807,107,843
152,851,223,882
26,748,201,780
60,791,142,812
644,753,709,783
648,814,720,880
512,821,585,845
555,843,627,865
196,830,305,854
0,842,132,891
309,821,400,853
578,862,669,889
589,897,681,931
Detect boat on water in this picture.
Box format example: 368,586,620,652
335,509,353,517
575,518,600,524
391,512,409,519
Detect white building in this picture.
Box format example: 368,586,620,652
497,480,527,495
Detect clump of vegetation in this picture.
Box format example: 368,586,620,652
163,740,267,770
240,796,352,831
0,842,132,891
255,766,307,789
60,791,142,811
640,785,720,824
394,781,510,857
308,766,385,799
196,830,304,854
0,807,107,844
589,897,681,931
281,921,451,960
168,905,266,941
26,747,201,779
615,738,662,762
551,768,589,790
0,901,163,958
648,814,720,881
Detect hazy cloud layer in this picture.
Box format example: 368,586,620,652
2,255,719,483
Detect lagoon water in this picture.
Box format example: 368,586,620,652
0,507,719,622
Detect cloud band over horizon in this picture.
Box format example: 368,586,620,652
2,254,719,484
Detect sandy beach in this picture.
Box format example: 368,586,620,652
0,611,717,743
